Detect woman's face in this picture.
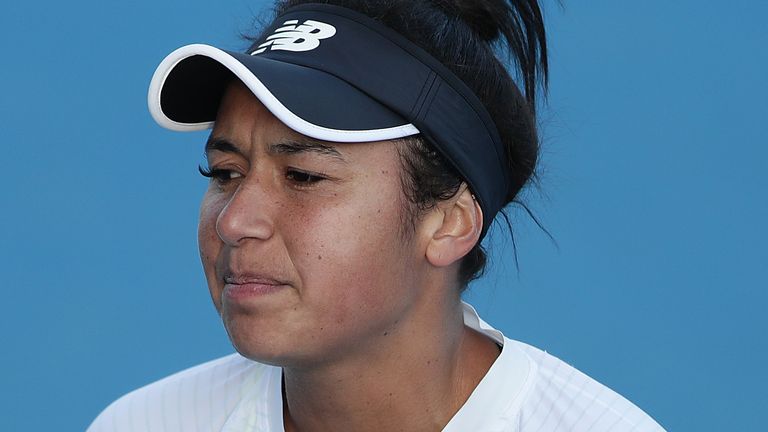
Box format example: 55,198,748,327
198,81,426,366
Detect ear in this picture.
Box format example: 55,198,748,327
425,186,483,268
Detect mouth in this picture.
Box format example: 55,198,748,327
222,273,291,302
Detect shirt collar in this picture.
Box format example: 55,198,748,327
441,302,535,431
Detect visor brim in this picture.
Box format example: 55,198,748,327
147,44,419,142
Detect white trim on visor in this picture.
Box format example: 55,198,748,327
147,44,420,142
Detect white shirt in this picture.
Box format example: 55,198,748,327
88,303,665,431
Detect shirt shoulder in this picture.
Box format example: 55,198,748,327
86,353,275,432
511,339,665,432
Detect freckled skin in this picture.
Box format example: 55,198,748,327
198,81,425,367
198,81,500,432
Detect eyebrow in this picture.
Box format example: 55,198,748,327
204,136,347,163
269,139,347,162
205,136,245,158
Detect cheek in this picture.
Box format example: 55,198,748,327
290,185,402,263
287,182,414,322
198,193,221,259
198,192,226,307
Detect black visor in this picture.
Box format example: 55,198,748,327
149,3,509,236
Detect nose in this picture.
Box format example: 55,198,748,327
215,181,275,246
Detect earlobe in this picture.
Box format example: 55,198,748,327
425,187,483,268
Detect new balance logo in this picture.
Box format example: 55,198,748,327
250,19,337,55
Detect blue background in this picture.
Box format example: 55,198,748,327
1,1,765,430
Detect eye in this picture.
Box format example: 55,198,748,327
198,165,243,183
286,169,326,185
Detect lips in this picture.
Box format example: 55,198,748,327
222,273,291,301
224,274,289,285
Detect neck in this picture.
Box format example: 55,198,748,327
281,295,500,432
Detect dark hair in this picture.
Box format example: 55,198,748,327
256,0,549,287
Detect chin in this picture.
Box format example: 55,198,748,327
222,314,298,366
227,330,288,366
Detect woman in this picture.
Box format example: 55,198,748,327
89,0,665,430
